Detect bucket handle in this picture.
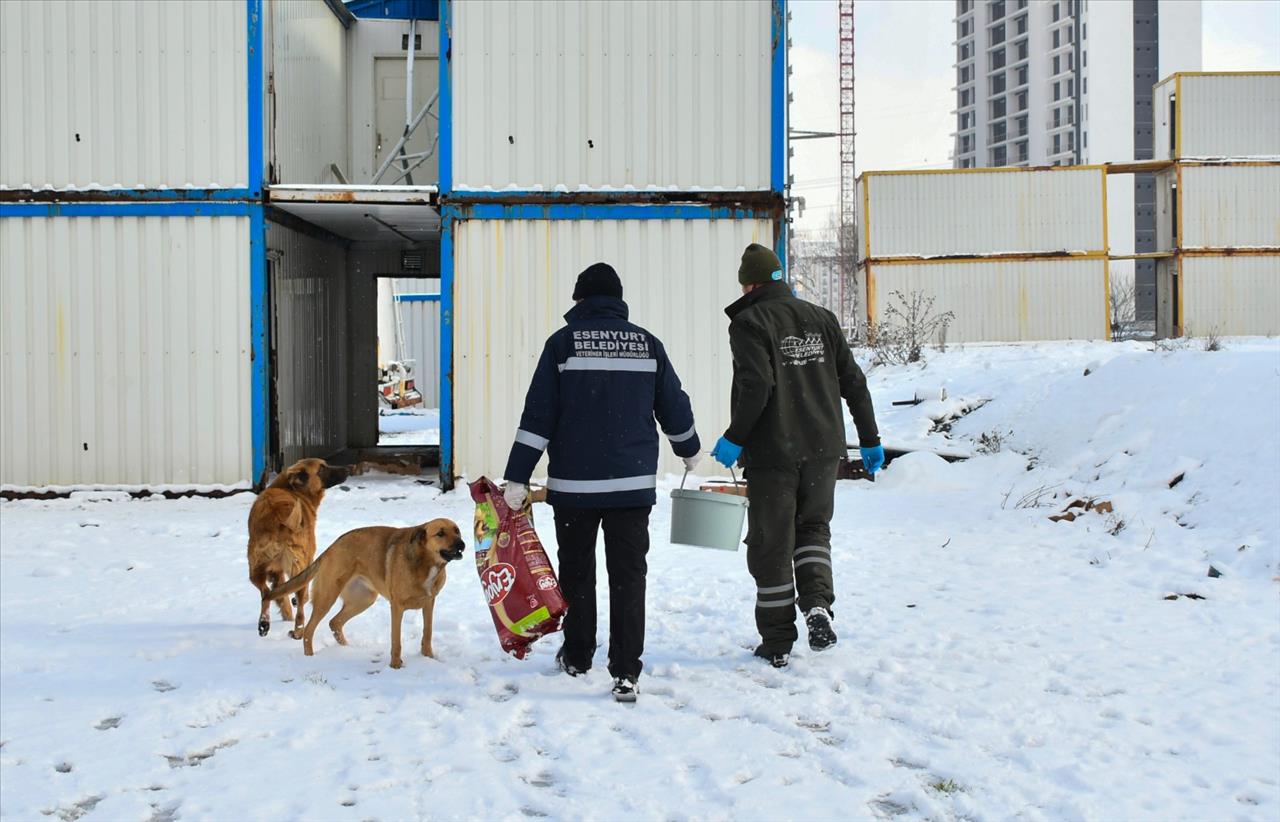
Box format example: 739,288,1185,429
680,466,740,490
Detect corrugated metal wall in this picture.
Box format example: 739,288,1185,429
398,298,441,408
453,217,775,481
860,168,1106,259
1181,256,1280,336
268,221,349,467
1179,164,1280,250
865,259,1109,343
1177,74,1280,160
0,0,247,190
0,216,252,487
451,0,772,191
267,0,349,185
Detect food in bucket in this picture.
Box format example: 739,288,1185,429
468,477,567,658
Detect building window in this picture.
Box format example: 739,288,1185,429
1015,39,1028,61
1053,55,1061,75
1016,65,1028,86
990,1,1005,20
1016,90,1027,111
961,43,972,60
1068,131,1075,150
959,19,972,37
1054,82,1061,101
958,0,973,13
1066,104,1073,124
960,65,971,83
1053,108,1061,127
960,134,973,154
961,88,972,107
990,96,1006,118
1016,140,1028,162
1054,134,1062,154
992,121,1007,143
1067,52,1073,70
1067,78,1074,96
1014,14,1027,35
990,23,1006,44
992,72,1007,94
1083,23,1087,40
1016,115,1028,136
1053,29,1060,48
1053,3,1060,22
1083,132,1088,149
1083,50,1087,67
1066,26,1073,43
1018,0,1027,7
1083,76,1088,94
990,48,1006,70
992,145,1008,166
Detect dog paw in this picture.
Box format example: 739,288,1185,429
258,618,270,637
421,646,435,658
389,658,404,669
331,630,347,646
288,629,304,640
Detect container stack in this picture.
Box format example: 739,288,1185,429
1151,72,1280,338
855,166,1110,343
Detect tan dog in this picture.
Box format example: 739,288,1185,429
247,458,349,638
263,519,466,668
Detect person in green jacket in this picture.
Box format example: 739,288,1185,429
710,243,883,668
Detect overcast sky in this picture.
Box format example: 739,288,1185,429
789,0,1280,236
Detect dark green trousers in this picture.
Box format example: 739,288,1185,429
743,458,839,653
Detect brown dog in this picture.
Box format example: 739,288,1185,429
263,519,465,668
247,458,349,638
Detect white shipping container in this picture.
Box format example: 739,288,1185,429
1179,255,1280,337
0,0,248,191
0,216,252,488
1153,73,1280,161
452,0,772,191
266,0,349,185
862,258,1109,343
453,217,775,482
859,167,1107,260
1178,164,1280,250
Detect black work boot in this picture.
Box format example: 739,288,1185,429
611,677,638,702
805,607,838,652
753,645,790,669
555,647,587,677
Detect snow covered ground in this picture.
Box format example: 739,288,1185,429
2,340,1278,821
378,407,440,446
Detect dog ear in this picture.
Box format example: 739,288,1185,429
403,526,426,567
288,470,309,491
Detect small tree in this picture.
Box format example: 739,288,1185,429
1110,278,1136,340
869,290,956,366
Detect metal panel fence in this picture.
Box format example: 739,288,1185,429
0,0,248,190
0,216,252,487
452,216,775,481
863,258,1109,343
859,167,1107,260
395,293,441,409
451,0,772,191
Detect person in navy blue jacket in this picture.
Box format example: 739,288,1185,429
503,262,701,702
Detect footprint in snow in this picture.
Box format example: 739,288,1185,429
47,794,104,822
490,682,519,702
151,680,178,693
520,808,549,819
147,800,180,822
54,761,74,773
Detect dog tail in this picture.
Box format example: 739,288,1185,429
263,553,324,603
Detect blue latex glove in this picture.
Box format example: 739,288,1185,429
711,436,743,468
860,445,885,477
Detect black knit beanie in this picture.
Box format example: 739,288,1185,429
572,262,623,300
738,243,784,285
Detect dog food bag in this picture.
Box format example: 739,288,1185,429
468,477,567,659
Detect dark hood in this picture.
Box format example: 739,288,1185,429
565,296,630,324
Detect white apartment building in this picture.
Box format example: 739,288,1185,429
953,0,1201,316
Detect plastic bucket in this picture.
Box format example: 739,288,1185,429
669,472,748,551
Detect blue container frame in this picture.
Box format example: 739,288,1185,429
2,0,786,493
